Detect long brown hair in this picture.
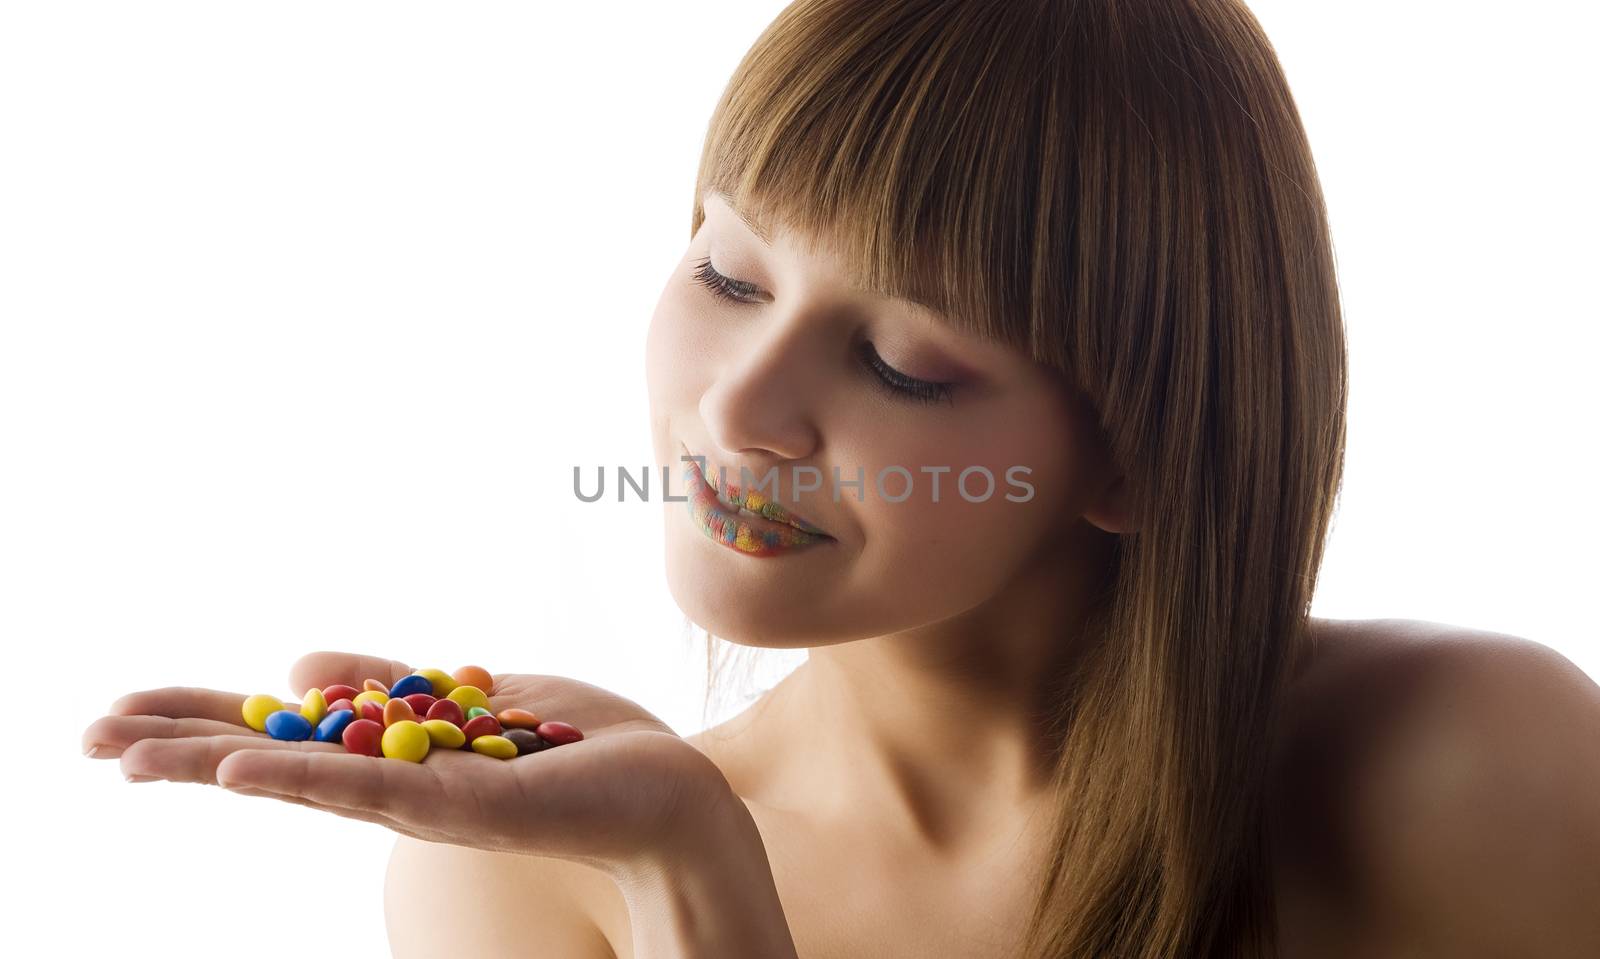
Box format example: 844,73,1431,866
687,0,1347,954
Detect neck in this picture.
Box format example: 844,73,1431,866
757,527,1116,856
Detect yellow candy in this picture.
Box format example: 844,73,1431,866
351,689,390,713
299,687,327,727
421,719,466,749
446,685,489,712
470,734,516,759
381,720,430,762
413,668,457,697
242,694,286,732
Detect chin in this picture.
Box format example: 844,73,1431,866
660,536,830,650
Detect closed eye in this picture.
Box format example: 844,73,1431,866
689,256,954,407
691,256,763,303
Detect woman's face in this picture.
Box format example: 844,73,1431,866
645,190,1123,648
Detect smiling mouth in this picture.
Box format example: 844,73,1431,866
683,446,832,538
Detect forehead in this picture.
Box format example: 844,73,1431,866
702,190,777,246
700,190,949,320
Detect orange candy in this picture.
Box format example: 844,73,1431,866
362,678,389,693
496,708,541,729
452,665,493,694
382,697,418,727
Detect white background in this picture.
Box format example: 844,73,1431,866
2,1,1594,954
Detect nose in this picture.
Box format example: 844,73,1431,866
698,316,821,461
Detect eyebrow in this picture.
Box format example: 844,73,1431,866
708,190,949,320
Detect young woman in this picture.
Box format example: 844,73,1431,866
83,0,1600,956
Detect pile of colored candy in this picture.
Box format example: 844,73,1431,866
239,664,584,763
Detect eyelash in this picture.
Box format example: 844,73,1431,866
690,256,954,407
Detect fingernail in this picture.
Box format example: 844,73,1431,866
84,745,103,758
125,773,158,783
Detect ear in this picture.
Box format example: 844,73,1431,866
1083,472,1135,535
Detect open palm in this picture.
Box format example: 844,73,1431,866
81,652,734,870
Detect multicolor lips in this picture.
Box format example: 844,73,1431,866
682,455,832,556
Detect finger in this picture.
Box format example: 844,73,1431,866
288,652,415,698
119,734,344,785
214,744,488,838
83,714,263,759
115,732,464,847
220,780,432,841
220,777,506,852
108,687,297,725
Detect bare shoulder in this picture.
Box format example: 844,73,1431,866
1273,617,1600,957
385,834,625,958
380,705,781,959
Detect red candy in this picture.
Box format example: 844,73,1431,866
326,697,356,715
342,718,383,756
402,693,436,715
321,684,360,703
535,721,583,746
356,700,384,723
424,699,465,727
459,715,501,744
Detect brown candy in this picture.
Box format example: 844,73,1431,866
504,728,550,755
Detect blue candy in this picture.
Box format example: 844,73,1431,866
314,708,356,743
388,674,433,699
264,709,313,741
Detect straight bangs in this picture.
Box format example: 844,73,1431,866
689,0,1074,369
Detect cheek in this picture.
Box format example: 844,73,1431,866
645,284,713,449
644,288,689,402
842,409,1081,593
646,280,731,393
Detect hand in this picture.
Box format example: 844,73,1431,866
80,652,738,875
